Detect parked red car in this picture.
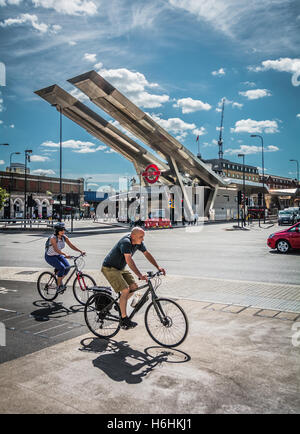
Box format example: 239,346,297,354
267,222,300,253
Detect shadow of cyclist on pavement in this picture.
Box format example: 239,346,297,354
79,337,168,384
31,300,72,321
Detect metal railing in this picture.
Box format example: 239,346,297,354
0,218,55,229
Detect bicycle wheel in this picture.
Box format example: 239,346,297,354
72,273,96,305
145,298,188,348
84,293,121,339
37,271,58,301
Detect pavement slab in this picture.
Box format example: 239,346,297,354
2,267,300,313
0,298,299,414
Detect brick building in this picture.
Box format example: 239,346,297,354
262,174,298,190
203,158,260,182
0,170,84,219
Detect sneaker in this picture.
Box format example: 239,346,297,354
120,317,138,330
56,285,66,294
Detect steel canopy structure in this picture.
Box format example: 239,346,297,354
67,70,226,190
34,84,173,186
35,70,231,218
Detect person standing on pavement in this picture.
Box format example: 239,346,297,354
101,227,166,329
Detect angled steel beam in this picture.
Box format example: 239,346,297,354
34,85,174,185
68,70,227,189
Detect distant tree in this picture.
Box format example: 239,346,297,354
0,187,9,210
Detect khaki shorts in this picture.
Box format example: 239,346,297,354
101,266,136,293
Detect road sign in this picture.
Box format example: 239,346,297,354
142,164,161,184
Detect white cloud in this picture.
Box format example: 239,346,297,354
97,185,116,193
51,24,62,33
231,119,279,134
212,68,225,76
0,160,5,165
32,0,97,16
149,113,206,138
225,144,279,155
203,139,218,148
0,13,54,33
0,120,3,124
296,114,300,119
193,127,206,136
150,114,195,134
9,124,15,128
30,154,50,162
97,66,169,108
31,169,55,175
41,139,107,153
250,58,300,86
70,88,89,102
173,97,211,113
94,62,103,69
242,81,256,87
0,0,23,6
216,97,243,111
239,89,271,100
167,0,296,53
84,53,97,63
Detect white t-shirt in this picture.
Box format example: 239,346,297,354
47,235,66,256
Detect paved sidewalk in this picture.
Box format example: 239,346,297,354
1,266,300,314
0,297,299,414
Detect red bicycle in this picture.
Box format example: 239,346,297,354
37,254,96,305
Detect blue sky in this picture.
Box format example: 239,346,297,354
0,0,299,191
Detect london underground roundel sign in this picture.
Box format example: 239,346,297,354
142,164,161,184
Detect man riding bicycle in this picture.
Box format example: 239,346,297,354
101,227,166,329
45,222,86,293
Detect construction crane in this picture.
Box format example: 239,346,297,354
218,98,225,160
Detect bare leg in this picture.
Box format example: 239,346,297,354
119,283,138,318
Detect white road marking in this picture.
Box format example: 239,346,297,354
0,307,17,312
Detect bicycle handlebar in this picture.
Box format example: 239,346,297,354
138,271,165,280
68,253,86,260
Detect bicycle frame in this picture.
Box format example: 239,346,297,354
91,272,165,323
127,282,151,320
51,257,85,288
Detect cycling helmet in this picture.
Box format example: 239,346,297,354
54,222,67,233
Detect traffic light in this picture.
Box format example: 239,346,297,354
27,194,37,207
258,192,262,206
66,193,79,207
237,191,242,205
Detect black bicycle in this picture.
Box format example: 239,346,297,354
37,254,96,305
84,271,189,348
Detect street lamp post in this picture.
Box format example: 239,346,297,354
289,159,299,187
59,106,63,221
84,177,92,191
0,143,9,146
238,153,246,226
250,134,266,223
9,152,20,218
24,150,32,225
51,104,63,221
